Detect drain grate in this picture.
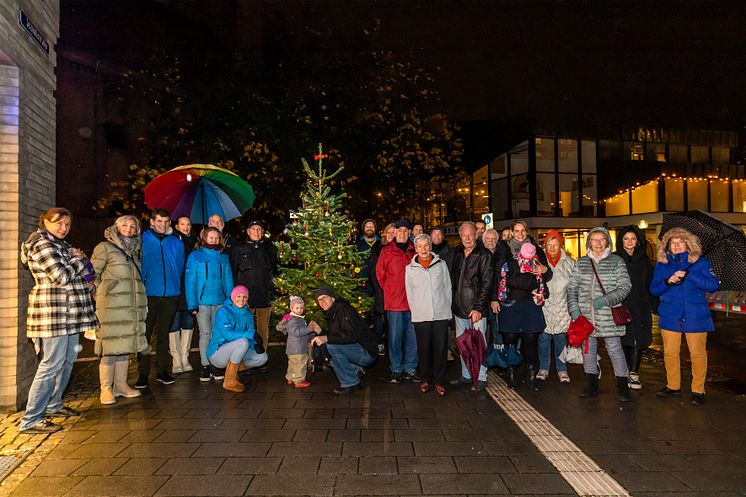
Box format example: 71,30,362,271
0,449,33,482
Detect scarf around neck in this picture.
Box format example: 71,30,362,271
508,237,528,255
587,247,611,263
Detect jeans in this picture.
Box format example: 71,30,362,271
196,305,220,366
582,336,629,377
455,316,487,382
487,308,502,345
140,296,178,375
386,310,418,373
209,338,269,369
20,334,80,431
170,309,194,332
538,332,568,373
327,343,375,388
414,320,450,385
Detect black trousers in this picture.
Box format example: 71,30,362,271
501,332,539,369
622,345,643,373
140,296,178,375
414,320,450,385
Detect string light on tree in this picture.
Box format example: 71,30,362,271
272,143,373,325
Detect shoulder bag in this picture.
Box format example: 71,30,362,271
590,260,632,325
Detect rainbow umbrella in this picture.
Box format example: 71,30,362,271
144,164,255,224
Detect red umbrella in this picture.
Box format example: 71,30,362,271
456,328,486,388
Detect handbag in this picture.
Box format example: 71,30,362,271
566,315,594,348
559,345,583,365
590,260,633,326
483,342,522,369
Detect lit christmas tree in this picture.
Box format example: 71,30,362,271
273,144,373,324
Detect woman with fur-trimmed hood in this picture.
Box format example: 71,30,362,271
650,228,719,406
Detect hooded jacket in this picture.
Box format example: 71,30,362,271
90,225,148,355
405,254,452,323
567,227,631,337
650,228,719,332
207,298,260,358
141,227,185,297
614,225,656,348
185,247,234,309
542,248,575,334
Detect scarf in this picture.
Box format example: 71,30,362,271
587,247,611,263
395,241,409,253
203,243,222,251
120,235,136,252
498,253,545,306
508,237,528,255
546,250,561,267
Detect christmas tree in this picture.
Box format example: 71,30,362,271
273,144,373,325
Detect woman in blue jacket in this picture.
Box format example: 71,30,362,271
650,228,719,406
185,227,234,381
208,285,268,392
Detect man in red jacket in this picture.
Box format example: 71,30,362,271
376,219,420,383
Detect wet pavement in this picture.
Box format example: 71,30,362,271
1,341,745,497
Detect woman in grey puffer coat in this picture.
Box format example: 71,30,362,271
567,227,632,401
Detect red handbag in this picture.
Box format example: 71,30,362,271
590,260,633,326
567,315,595,348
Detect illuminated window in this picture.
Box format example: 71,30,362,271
734,182,746,213
691,146,709,164
687,180,707,210
605,192,630,216
710,181,729,212
558,139,577,173
631,180,658,214
665,178,684,211
536,137,555,172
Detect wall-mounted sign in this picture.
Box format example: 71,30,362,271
18,9,49,55
482,213,493,229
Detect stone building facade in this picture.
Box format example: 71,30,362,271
0,1,59,410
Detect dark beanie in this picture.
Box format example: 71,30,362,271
313,285,337,301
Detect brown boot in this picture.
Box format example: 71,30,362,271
223,362,245,393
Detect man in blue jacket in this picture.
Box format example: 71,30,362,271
137,208,185,388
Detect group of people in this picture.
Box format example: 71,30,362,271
18,206,719,434
359,217,719,405
17,207,276,433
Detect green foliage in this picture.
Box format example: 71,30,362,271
272,146,373,325
94,22,463,226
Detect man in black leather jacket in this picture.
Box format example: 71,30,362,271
230,220,279,361
450,221,496,391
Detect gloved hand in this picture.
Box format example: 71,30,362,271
253,334,265,354
592,297,607,310
570,310,581,321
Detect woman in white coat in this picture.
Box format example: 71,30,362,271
405,234,452,396
538,231,575,383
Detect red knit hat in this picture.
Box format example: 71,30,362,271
545,230,564,248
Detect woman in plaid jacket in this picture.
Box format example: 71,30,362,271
18,208,98,434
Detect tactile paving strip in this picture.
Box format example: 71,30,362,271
487,372,630,497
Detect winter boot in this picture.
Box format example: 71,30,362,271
180,328,194,372
113,358,142,399
223,362,245,393
169,332,183,374
507,367,517,389
579,373,599,398
99,360,116,405
527,365,542,391
616,376,632,402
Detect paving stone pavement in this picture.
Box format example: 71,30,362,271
1,346,744,497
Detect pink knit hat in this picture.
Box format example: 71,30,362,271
520,243,536,259
231,285,249,300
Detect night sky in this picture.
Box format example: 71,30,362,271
61,1,746,164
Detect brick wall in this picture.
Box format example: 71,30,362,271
0,1,59,411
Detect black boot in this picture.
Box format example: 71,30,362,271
526,365,541,391
616,376,632,402
579,373,599,398
507,367,517,389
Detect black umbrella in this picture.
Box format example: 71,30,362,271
660,211,746,291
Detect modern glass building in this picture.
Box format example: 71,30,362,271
464,125,744,258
